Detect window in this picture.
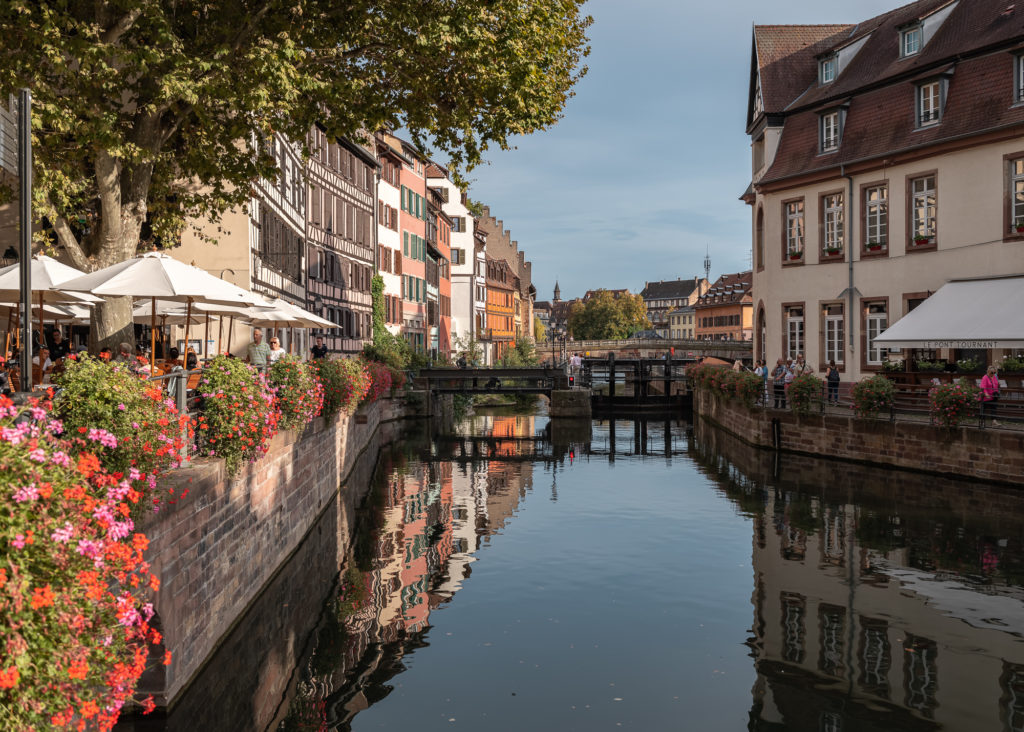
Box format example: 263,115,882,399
451,248,465,265
864,185,888,248
1017,55,1024,103
910,175,936,242
822,193,844,255
784,200,805,258
824,304,844,365
901,25,922,57
1010,157,1024,233
820,55,837,84
866,303,888,365
820,111,840,152
918,81,941,126
786,307,804,359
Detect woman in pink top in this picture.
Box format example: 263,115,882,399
980,364,1001,426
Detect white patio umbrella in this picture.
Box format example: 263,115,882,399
59,252,269,370
0,255,101,362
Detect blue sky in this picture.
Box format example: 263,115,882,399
462,0,898,302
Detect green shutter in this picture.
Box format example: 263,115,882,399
401,186,406,211
403,231,409,256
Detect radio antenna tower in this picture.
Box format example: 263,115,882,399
703,246,711,283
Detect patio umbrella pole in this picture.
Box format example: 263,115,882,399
204,313,210,363
227,316,234,356
218,314,224,356
183,298,193,363
150,297,157,372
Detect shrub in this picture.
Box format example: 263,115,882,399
851,375,895,418
0,397,166,730
788,374,824,416
192,356,280,476
956,357,981,373
52,355,189,510
310,358,371,418
268,356,325,430
930,378,980,428
915,359,945,372
882,359,904,372
731,371,765,408
363,360,393,404
686,365,762,408
999,355,1024,372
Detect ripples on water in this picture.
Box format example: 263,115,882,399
143,407,1024,731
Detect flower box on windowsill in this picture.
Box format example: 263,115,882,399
787,253,803,262
865,241,885,252
822,247,842,257
912,235,932,246
1015,225,1024,234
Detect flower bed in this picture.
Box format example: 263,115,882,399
0,397,166,730
788,374,824,415
192,356,280,476
310,358,371,418
929,378,979,428
268,356,325,430
52,356,189,513
851,375,895,419
362,360,395,404
686,364,763,408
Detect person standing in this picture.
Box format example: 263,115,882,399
825,359,841,405
246,328,271,370
980,364,1001,426
268,336,287,364
771,358,787,409
310,335,329,360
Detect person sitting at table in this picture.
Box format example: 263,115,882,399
162,347,182,372
32,347,52,384
185,349,201,390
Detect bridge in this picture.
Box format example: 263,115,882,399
415,366,570,396
542,337,752,362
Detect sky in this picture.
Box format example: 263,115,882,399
460,0,898,302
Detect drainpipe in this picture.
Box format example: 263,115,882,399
841,164,856,356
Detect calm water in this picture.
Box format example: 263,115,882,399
141,408,1024,731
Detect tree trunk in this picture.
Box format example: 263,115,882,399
89,296,135,355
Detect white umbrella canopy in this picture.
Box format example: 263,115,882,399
132,301,217,327
0,255,103,305
59,252,270,368
246,298,335,329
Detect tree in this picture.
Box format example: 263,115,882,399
533,315,546,343
0,0,590,348
567,290,649,340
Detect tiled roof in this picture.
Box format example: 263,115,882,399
757,0,1024,185
695,271,753,308
640,278,701,301
754,25,854,114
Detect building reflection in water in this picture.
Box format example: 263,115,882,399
692,419,1024,732
276,412,537,730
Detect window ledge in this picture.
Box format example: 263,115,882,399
907,238,937,253
818,251,845,263
782,256,805,267
1004,230,1024,242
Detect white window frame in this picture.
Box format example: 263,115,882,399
820,111,840,153
911,175,936,239
1012,158,1024,231
866,304,888,366
822,193,844,253
918,81,941,126
787,308,804,360
1017,55,1024,104
824,305,844,365
901,26,922,57
864,185,888,247
820,56,837,84
785,201,804,257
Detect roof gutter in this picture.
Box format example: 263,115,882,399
840,164,858,353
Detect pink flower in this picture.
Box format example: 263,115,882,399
11,534,26,549
51,522,74,543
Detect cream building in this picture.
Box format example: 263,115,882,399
746,0,1024,380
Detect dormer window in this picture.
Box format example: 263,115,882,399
819,110,843,153
901,25,922,57
820,55,837,84
917,80,943,126
1016,54,1024,103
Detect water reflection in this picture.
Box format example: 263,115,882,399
691,419,1024,732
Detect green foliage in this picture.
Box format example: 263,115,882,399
882,358,904,372
688,364,764,409
499,338,538,367
956,357,981,373
567,290,650,340
371,274,387,343
851,375,895,419
52,355,186,494
915,359,946,372
533,315,547,343
0,0,590,334
1000,355,1024,372
788,374,824,416
452,333,485,367
310,358,371,419
929,378,980,428
268,356,325,430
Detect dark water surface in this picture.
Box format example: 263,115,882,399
135,410,1024,731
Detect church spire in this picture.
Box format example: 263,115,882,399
553,280,561,301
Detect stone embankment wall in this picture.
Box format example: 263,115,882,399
693,388,1024,486
138,397,408,708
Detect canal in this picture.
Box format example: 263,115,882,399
126,407,1024,731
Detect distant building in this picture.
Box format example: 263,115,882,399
485,256,516,361
640,277,709,338
694,271,753,341
478,206,535,341
668,305,696,339
375,137,409,337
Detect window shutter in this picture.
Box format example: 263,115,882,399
404,232,409,256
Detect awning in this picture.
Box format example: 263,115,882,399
873,275,1024,349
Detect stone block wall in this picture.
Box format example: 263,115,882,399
137,397,407,708
693,388,1024,486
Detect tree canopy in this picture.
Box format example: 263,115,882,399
0,0,590,343
567,290,649,340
